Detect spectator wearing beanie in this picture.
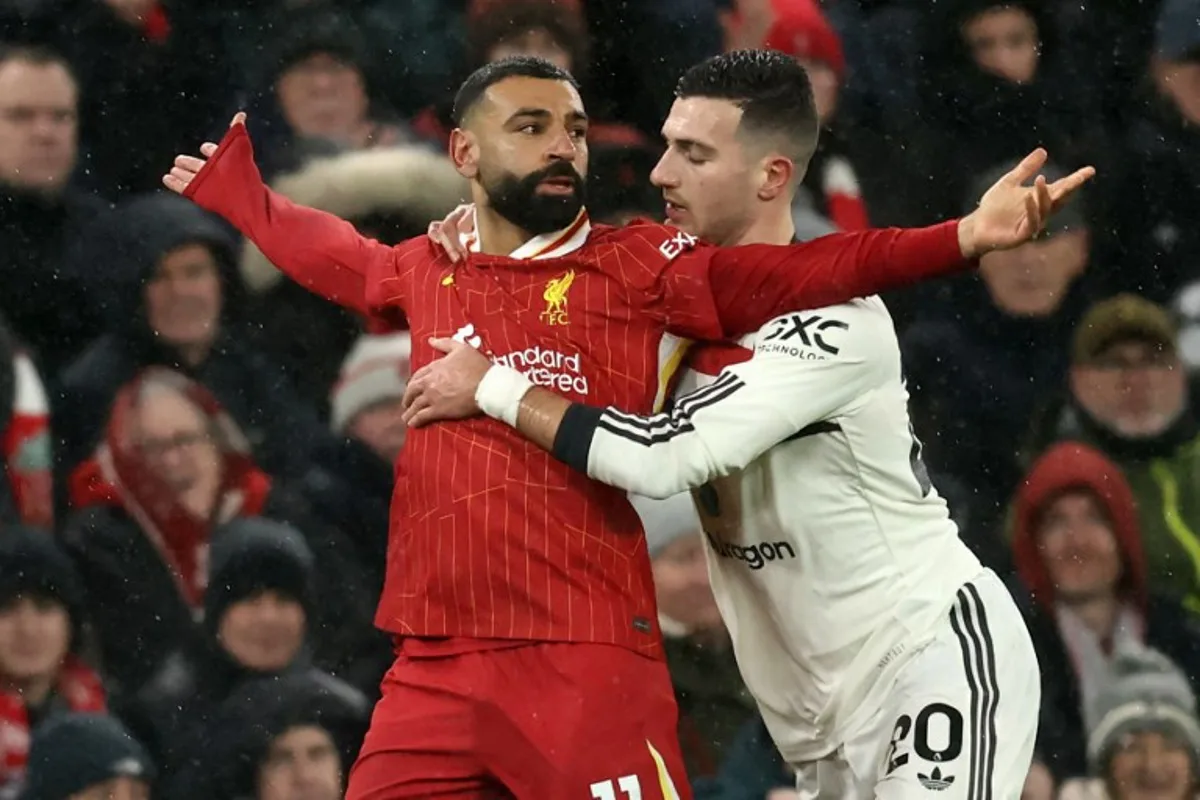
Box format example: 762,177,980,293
0,527,106,799
121,518,369,781
631,492,755,778
331,333,412,465
163,672,369,800
725,0,869,235
21,713,153,800
1058,648,1200,799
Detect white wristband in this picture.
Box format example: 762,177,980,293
475,365,533,427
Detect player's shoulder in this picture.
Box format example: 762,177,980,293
596,218,707,265
751,297,897,365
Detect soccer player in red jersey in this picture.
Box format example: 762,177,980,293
163,55,1052,799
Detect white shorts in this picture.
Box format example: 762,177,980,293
795,570,1040,799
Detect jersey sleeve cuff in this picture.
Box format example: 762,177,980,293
552,404,604,474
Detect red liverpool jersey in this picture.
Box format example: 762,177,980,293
184,122,969,657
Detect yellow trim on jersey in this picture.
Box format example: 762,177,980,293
646,740,682,800
653,336,693,413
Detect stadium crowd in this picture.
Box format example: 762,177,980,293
0,0,1195,797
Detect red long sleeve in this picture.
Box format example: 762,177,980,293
182,124,393,317
703,221,965,337
630,220,966,341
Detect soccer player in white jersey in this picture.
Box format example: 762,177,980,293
404,51,1092,799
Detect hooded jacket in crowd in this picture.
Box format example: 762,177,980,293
908,0,1098,223
53,192,335,487
60,370,382,695
1010,442,1200,780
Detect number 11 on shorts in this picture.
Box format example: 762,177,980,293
590,775,643,800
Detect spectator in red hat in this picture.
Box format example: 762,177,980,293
725,0,869,233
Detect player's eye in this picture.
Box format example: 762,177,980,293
518,123,541,135
570,127,587,140
686,153,707,165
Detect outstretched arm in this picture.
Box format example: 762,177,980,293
164,113,394,317
641,149,1094,339
402,303,889,498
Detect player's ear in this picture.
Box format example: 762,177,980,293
756,154,795,202
449,128,480,180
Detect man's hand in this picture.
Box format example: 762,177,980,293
162,112,247,196
426,203,476,263
401,337,492,427
958,148,1095,258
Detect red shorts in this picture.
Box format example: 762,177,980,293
345,640,692,799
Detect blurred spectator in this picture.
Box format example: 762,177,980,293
413,0,646,149
163,671,369,800
903,159,1092,556
587,142,663,227
909,0,1095,224
0,319,51,529
331,333,411,465
1011,442,1200,780
632,492,756,778
21,712,153,800
244,4,416,181
0,526,106,799
54,192,331,485
734,0,868,233
61,369,380,693
120,518,368,780
1099,0,1200,303
0,44,110,374
1027,295,1200,608
306,332,413,594
1059,648,1200,800
55,0,233,198
239,147,464,412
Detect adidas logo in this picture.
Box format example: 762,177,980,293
453,323,482,349
918,767,954,791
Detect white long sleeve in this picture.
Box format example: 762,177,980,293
575,302,890,498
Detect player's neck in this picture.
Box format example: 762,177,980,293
474,207,538,257
728,206,797,247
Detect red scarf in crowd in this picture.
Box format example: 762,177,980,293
0,656,106,795
68,369,271,610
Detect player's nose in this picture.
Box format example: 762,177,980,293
649,152,677,188
545,128,580,161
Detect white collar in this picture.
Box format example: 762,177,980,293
463,207,591,260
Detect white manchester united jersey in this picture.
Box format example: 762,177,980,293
582,297,984,763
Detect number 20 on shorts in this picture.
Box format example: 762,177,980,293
590,775,642,800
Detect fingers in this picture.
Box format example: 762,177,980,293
401,370,430,411
1046,166,1097,207
162,174,187,194
1024,191,1042,237
231,111,247,128
1035,174,1053,220
402,393,431,426
200,142,218,157
1005,148,1049,186
429,337,457,354
175,154,206,173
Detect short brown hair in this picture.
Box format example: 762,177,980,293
0,43,74,83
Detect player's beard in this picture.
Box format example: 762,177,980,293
481,162,587,235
